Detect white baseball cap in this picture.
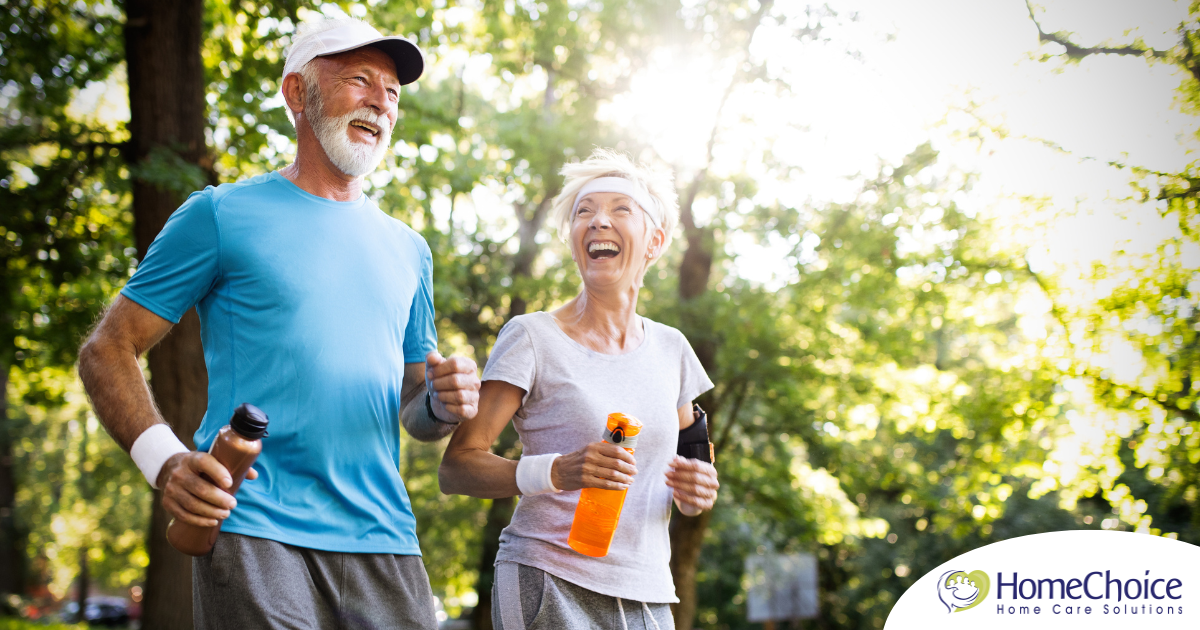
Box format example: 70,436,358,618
283,18,424,86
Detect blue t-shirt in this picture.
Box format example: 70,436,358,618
121,171,437,554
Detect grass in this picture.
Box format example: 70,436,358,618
0,618,85,629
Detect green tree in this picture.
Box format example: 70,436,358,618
345,3,692,625
9,3,1193,630
0,0,132,600
9,371,150,608
1021,0,1200,542
645,135,1108,627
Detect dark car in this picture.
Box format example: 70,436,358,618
60,596,131,627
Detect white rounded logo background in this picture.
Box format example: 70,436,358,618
885,530,1200,629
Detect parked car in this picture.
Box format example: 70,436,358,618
60,596,131,627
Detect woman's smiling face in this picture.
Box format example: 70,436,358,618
570,190,665,291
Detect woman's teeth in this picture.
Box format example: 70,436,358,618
588,242,620,259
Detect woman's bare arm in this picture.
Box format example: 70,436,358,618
438,379,638,498
438,380,525,498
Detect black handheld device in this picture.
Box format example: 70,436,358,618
677,403,714,463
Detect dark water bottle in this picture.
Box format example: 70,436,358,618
166,403,268,556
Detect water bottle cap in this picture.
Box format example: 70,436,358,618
230,403,269,439
600,417,638,446
604,412,642,436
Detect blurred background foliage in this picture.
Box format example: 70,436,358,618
1,0,1197,628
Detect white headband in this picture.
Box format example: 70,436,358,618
572,177,660,228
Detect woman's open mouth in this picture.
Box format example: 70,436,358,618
587,241,620,260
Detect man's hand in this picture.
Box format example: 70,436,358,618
157,452,258,527
666,455,719,516
425,351,480,422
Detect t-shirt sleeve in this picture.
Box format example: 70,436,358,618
120,189,221,324
678,333,714,409
481,319,536,397
402,236,438,363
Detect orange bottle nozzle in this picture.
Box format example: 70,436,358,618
604,412,643,447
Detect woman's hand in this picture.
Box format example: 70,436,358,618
551,442,638,492
666,455,719,516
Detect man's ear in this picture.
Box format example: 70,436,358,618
281,72,307,116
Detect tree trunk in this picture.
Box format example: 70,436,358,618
141,310,207,630
667,4,774,624
469,191,555,629
75,547,89,621
468,326,524,630
671,173,718,630
0,364,23,598
75,414,91,620
125,1,209,628
669,509,714,630
468,427,517,630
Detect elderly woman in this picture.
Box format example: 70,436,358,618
439,149,720,630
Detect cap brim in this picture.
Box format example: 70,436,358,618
319,36,425,86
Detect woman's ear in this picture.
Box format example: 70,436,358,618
647,227,667,260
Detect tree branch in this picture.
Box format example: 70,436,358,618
713,379,751,455
677,0,774,236
1024,262,1199,424
1024,0,1168,60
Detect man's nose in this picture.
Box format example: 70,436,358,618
589,209,612,229
363,82,392,115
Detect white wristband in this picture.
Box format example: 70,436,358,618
130,424,190,489
516,453,562,496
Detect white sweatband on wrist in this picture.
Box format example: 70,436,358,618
130,424,190,489
515,453,562,496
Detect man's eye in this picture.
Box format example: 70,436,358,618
616,206,632,213
577,207,593,215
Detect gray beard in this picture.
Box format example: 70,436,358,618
306,85,392,178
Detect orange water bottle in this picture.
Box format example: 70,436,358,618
568,412,642,557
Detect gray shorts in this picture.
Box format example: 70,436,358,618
492,562,674,630
193,532,438,630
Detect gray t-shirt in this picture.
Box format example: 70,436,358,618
482,311,714,603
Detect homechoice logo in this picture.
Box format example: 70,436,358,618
885,531,1198,629
937,570,989,613
991,570,1184,617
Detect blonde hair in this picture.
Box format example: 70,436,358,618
551,149,679,253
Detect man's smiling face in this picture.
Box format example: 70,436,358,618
304,46,400,178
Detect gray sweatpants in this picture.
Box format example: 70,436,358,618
193,533,438,630
492,562,675,630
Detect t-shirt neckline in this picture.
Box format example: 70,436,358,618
269,171,369,209
537,311,651,360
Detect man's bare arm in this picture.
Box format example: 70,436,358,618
79,296,247,526
78,295,175,450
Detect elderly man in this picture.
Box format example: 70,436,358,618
78,17,478,630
